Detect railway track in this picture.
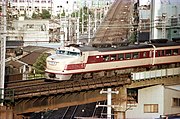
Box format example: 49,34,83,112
92,0,132,43
5,78,46,88
6,74,131,99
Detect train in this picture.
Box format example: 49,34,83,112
45,41,180,80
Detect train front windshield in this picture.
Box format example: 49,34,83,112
56,50,81,56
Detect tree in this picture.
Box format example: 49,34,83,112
41,9,51,19
33,53,49,74
32,12,40,19
71,6,93,33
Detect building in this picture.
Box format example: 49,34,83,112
10,19,49,46
10,0,53,18
126,84,180,119
140,0,180,40
9,0,112,18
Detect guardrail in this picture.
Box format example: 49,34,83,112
131,67,180,80
0,88,14,104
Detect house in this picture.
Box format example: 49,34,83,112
5,46,55,81
126,84,180,119
19,45,54,73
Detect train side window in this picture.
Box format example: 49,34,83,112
56,50,65,54
125,53,131,60
161,50,165,56
156,50,161,57
133,52,139,59
118,54,124,60
103,55,110,61
173,49,178,55
165,50,172,56
110,54,116,61
142,52,148,58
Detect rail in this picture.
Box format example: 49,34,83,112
6,75,130,99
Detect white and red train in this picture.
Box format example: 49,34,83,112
45,42,180,80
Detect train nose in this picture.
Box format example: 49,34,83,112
48,73,56,78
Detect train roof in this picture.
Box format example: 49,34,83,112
79,42,180,52
74,41,180,52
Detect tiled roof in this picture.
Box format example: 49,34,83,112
6,60,24,68
23,46,54,53
19,52,42,65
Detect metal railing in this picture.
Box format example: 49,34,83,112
0,88,14,104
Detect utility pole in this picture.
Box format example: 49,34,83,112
81,3,84,34
76,2,80,44
87,3,91,44
97,88,119,119
0,0,7,106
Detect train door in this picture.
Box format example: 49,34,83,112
149,44,156,65
151,46,156,65
80,52,86,63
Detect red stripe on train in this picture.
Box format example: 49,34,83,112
64,63,86,70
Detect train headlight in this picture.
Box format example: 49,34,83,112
48,61,57,65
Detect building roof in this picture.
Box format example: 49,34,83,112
23,46,53,53
6,60,24,69
166,85,180,91
19,52,42,65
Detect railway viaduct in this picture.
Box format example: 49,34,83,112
1,0,180,119
0,75,179,119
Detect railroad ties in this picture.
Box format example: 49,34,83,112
5,75,131,99
92,0,132,44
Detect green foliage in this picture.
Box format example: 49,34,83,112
129,32,136,44
61,9,65,17
32,12,40,19
33,53,49,74
70,6,94,32
32,9,51,19
41,9,51,19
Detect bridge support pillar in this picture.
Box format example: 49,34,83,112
0,106,13,119
114,111,125,119
113,86,127,119
13,114,30,119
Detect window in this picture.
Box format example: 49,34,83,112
125,53,131,59
156,50,161,57
41,0,46,3
103,55,110,61
35,0,39,3
172,98,180,107
174,30,177,33
27,24,34,29
110,54,116,61
133,52,139,59
19,0,25,2
142,52,148,58
20,6,24,10
144,104,158,113
172,49,178,55
42,7,46,10
118,54,124,60
165,50,172,56
56,50,80,56
161,50,165,56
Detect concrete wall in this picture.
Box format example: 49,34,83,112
126,85,164,119
0,106,13,119
164,86,180,115
126,84,180,119
12,19,49,46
